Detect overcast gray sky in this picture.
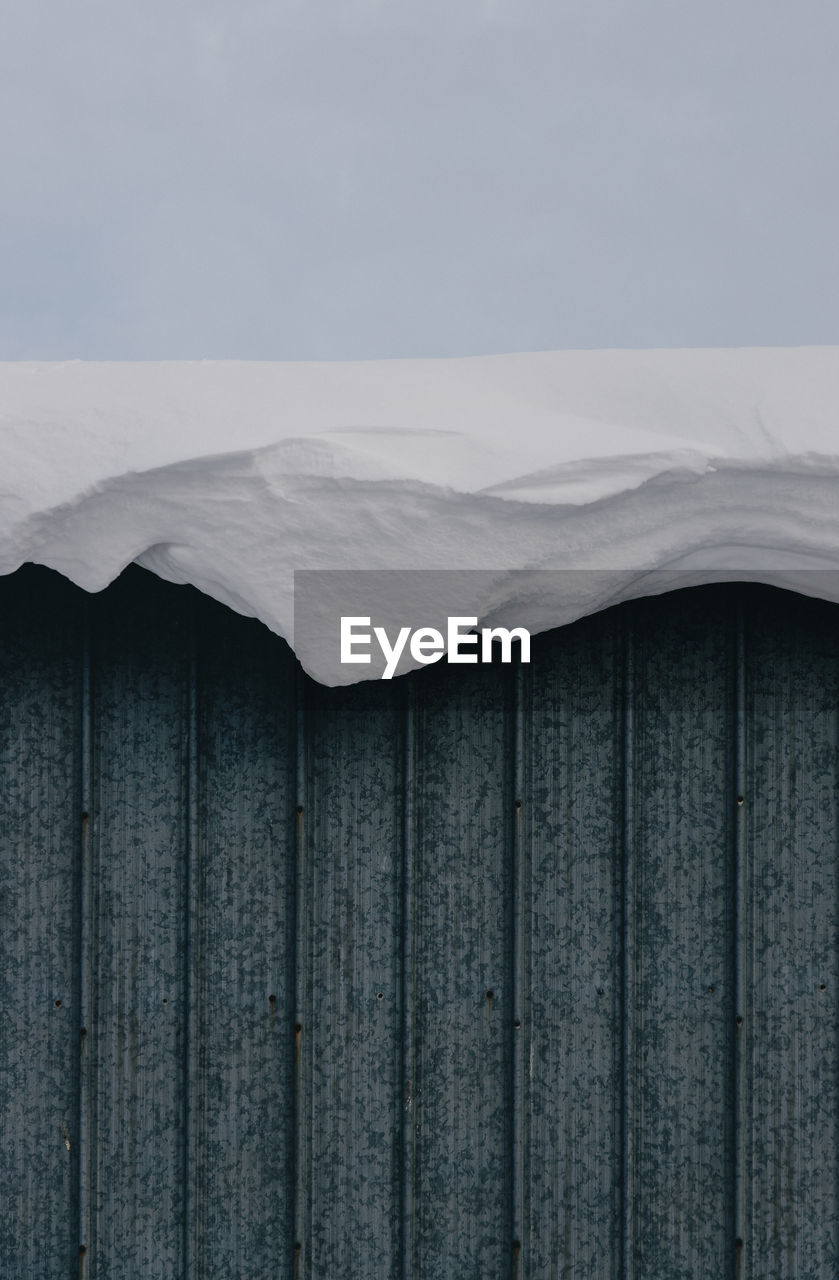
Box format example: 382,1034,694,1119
1,0,837,360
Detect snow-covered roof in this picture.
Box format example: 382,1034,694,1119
2,347,839,684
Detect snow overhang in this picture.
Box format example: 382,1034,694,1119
2,347,839,684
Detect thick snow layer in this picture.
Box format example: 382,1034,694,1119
2,347,839,683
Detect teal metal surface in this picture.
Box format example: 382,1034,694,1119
1,566,839,1278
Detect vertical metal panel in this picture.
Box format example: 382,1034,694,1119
518,611,625,1279
84,572,190,1277
299,678,405,1279
401,684,419,1279
626,592,736,1277
408,660,514,1280
0,572,82,1279
188,597,297,1277
4,568,839,1279
733,599,747,1277
742,593,839,1277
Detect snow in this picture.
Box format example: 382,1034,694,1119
2,347,839,684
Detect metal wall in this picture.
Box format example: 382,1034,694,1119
1,565,837,1279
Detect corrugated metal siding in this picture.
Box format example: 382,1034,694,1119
1,565,838,1278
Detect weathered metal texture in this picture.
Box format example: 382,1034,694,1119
0,571,82,1279
740,595,839,1278
189,585,297,1275
625,593,736,1277
299,677,405,1278
2,566,839,1278
518,610,625,1276
84,571,190,1276
408,659,514,1279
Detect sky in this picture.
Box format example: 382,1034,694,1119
1,0,838,361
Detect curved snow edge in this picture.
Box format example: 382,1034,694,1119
2,454,839,684
2,349,839,683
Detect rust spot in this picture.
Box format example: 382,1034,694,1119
736,1015,743,1031
294,1241,301,1279
60,1121,71,1152
513,1239,521,1279
269,993,276,1024
405,1078,413,1111
735,1236,743,1279
296,805,304,836
82,812,89,856
295,1022,302,1075
79,1244,86,1280
486,989,494,1019
80,1027,87,1042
